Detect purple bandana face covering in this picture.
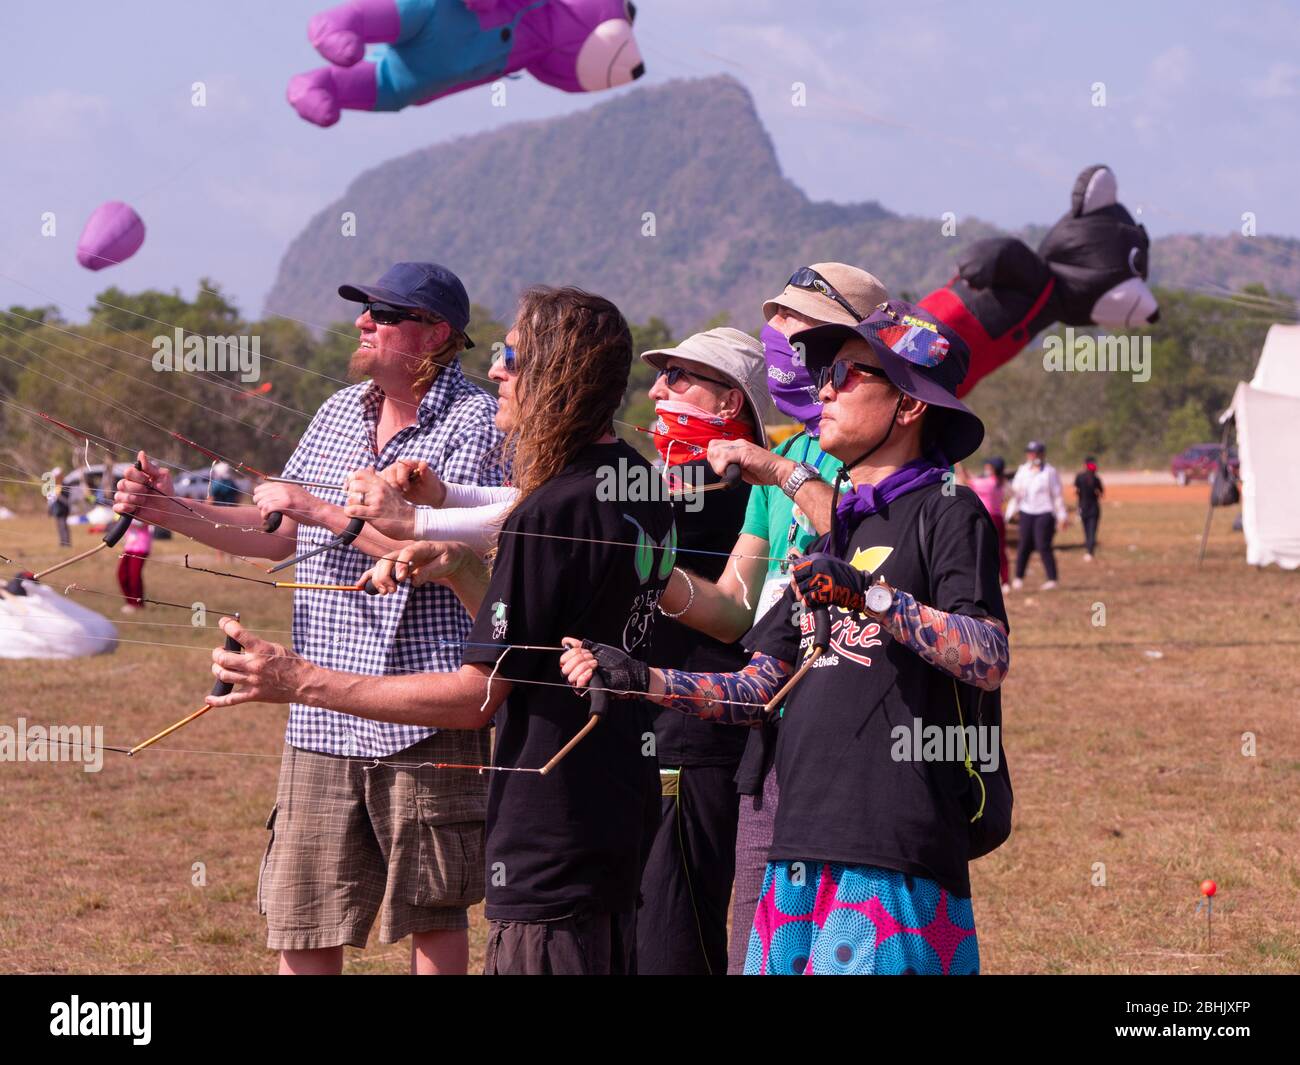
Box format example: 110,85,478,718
761,324,824,436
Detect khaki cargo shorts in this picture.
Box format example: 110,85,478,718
257,730,489,951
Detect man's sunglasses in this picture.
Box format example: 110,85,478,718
816,360,891,392
495,345,519,373
788,267,862,321
364,301,429,326
656,365,730,389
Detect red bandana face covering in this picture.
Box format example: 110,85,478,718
652,399,754,467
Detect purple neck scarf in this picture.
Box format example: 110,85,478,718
761,323,824,436
832,451,949,555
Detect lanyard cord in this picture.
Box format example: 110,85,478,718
829,393,906,557
952,680,987,823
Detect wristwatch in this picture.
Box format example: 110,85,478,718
864,576,894,616
781,461,820,500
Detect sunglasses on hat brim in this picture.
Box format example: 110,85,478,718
787,267,863,322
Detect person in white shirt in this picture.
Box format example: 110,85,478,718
1008,440,1067,590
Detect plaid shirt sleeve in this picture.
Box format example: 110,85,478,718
436,397,506,491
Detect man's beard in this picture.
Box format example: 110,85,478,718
348,346,445,392
347,347,373,382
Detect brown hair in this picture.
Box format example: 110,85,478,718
410,315,468,397
504,285,632,512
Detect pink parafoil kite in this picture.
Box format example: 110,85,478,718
288,0,644,127
76,201,146,271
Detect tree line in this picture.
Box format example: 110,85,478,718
0,280,1290,510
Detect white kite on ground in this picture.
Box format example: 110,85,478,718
0,582,118,658
82,504,117,529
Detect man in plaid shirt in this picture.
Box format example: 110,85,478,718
114,262,502,975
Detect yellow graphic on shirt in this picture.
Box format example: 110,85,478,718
849,545,894,574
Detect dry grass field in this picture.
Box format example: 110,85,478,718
1,481,1297,974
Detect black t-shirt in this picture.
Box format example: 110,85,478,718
1074,471,1103,514
462,441,672,922
744,483,1008,898
647,461,752,768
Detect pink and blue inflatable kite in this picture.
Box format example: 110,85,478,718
289,0,645,127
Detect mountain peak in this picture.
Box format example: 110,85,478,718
264,75,889,331
265,77,1300,334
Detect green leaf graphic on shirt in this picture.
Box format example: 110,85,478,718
623,514,667,585
657,522,678,580
491,600,507,623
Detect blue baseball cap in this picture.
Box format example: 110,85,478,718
339,262,474,347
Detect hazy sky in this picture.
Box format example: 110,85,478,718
3,0,1297,323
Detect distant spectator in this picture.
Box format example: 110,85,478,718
209,462,240,563
963,456,1009,592
1074,456,1104,561
46,467,71,548
1009,440,1067,590
117,522,152,612
209,462,240,506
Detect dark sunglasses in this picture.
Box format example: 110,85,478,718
788,267,862,321
656,365,731,389
364,301,428,326
816,360,891,392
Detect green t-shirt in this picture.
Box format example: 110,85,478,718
740,432,843,582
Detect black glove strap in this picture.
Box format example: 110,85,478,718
580,640,649,697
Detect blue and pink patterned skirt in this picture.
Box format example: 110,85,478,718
744,860,979,975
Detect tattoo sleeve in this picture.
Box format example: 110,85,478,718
656,653,795,725
882,590,1009,691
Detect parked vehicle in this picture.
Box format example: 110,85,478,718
1171,444,1239,486
64,462,252,510
174,467,255,501
63,462,132,511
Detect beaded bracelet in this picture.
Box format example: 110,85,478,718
658,566,695,618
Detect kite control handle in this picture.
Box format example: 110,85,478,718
337,516,364,547
101,460,143,548
267,516,366,574
538,667,608,776
263,462,401,534
722,462,743,489
762,605,832,715
363,553,425,596
209,631,242,698
585,666,611,721
811,604,831,655
129,615,241,756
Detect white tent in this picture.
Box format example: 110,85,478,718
1222,323,1300,569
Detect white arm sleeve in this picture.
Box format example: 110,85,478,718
413,498,513,554
441,482,517,508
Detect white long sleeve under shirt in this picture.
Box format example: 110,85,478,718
412,482,517,554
